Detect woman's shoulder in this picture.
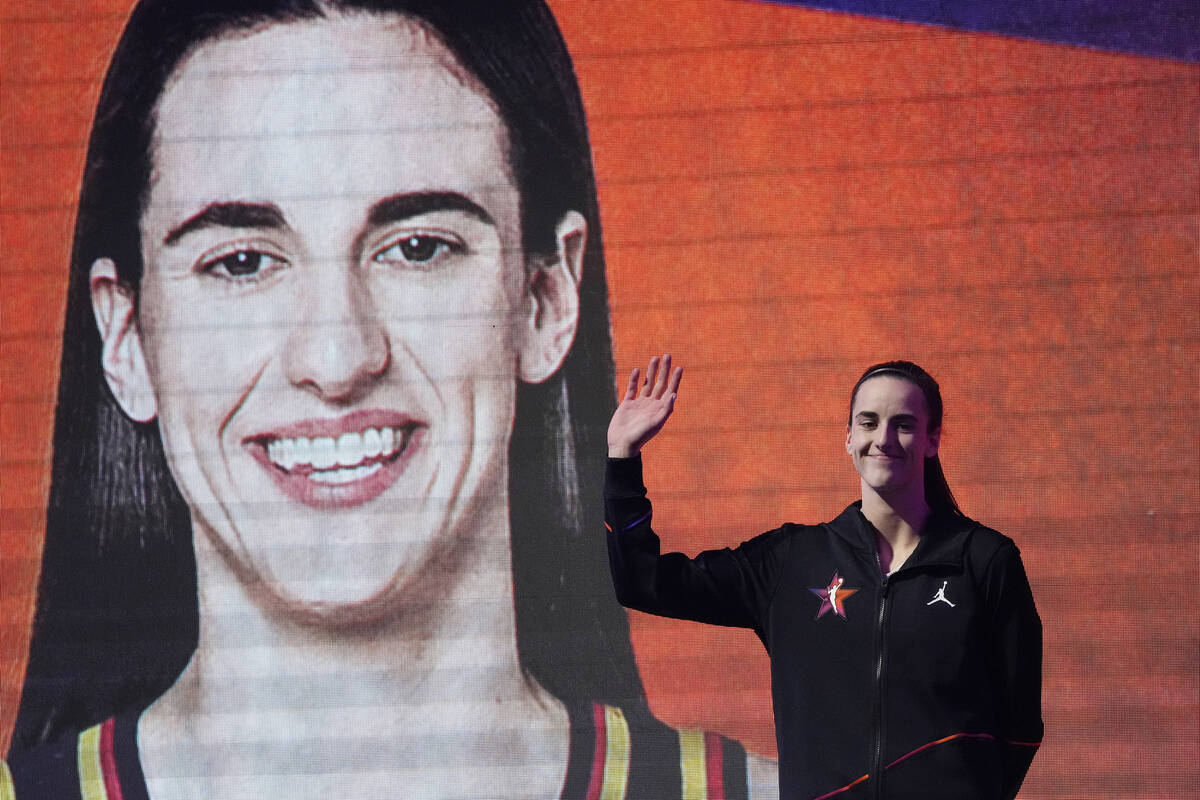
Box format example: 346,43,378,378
960,518,1021,563
3,713,147,800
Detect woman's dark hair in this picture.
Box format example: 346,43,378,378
12,0,645,750
849,360,964,517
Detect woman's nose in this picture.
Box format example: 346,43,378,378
874,425,900,451
283,267,390,402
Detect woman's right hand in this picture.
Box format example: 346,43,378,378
607,354,683,458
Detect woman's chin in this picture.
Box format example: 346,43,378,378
251,574,412,630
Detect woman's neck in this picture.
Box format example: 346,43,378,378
141,511,570,799
861,486,931,576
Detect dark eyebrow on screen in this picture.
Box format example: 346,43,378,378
163,202,287,246
366,191,495,228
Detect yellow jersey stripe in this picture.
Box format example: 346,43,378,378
599,705,631,800
1,760,16,800
679,729,708,800
78,724,108,800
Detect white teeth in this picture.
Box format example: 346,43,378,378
273,438,297,470
296,437,311,467
312,437,336,469
362,428,382,459
266,426,406,473
309,463,383,485
335,432,364,467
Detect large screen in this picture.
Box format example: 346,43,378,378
2,1,1196,797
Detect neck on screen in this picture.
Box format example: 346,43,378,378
138,490,570,796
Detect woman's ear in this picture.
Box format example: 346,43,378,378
927,426,941,457
517,211,586,384
90,258,157,422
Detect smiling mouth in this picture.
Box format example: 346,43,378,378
261,425,418,485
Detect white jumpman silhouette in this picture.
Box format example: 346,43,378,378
927,580,956,607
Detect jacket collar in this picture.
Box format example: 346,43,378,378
827,501,977,572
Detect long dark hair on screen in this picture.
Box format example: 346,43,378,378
849,360,964,517
12,0,645,750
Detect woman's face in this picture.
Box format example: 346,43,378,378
845,376,940,500
90,14,584,621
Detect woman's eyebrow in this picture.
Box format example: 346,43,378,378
366,191,495,228
162,201,286,246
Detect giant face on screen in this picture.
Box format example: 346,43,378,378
13,0,666,777
18,1,623,792
94,14,583,620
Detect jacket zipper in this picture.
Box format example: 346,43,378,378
871,577,890,800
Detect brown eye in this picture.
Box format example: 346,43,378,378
398,235,441,262
200,249,287,280
373,232,465,269
222,251,264,275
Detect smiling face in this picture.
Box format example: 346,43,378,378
89,14,585,622
846,375,940,504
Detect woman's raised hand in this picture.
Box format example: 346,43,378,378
607,354,684,458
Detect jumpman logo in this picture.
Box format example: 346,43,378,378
926,580,956,607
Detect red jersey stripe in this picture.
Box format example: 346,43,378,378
99,719,125,800
584,704,607,800
704,732,725,800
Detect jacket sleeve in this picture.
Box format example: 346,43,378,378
604,455,786,634
983,542,1044,800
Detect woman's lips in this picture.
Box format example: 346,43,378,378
245,411,426,509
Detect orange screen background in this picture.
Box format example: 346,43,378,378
2,1,1198,796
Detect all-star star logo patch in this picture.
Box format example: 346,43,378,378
809,571,859,620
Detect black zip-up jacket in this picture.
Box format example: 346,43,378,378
605,456,1042,800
